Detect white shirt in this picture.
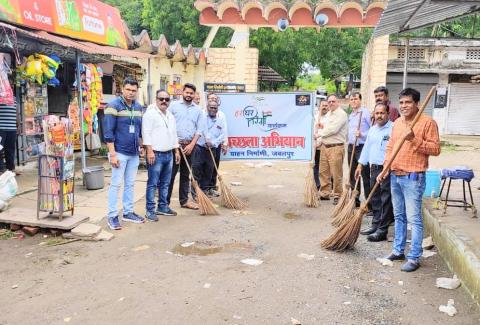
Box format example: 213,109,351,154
142,104,179,152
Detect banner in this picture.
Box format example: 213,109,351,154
218,92,313,161
204,83,245,93
0,0,127,49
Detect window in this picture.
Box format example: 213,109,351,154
173,74,181,84
397,48,425,60
159,75,169,91
466,49,480,60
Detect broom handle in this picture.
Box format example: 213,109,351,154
362,86,436,208
207,146,220,174
178,145,195,180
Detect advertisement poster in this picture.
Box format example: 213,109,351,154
0,0,127,48
217,93,313,161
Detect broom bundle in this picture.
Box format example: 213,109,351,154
321,86,435,251
207,146,246,210
304,161,320,207
329,111,363,218
179,148,219,216
331,178,360,227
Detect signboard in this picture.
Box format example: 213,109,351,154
218,93,313,161
204,83,246,93
0,0,127,49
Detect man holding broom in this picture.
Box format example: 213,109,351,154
355,103,393,242
379,88,440,272
318,94,348,204
193,100,226,195
167,83,204,210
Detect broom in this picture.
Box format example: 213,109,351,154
207,146,246,210
179,148,219,216
304,119,320,208
331,177,360,227
321,86,435,251
330,111,363,218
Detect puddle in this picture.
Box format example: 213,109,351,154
283,212,300,220
172,241,252,256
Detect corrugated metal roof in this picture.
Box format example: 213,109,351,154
0,21,152,60
374,0,480,38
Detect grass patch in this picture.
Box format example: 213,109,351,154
0,229,15,240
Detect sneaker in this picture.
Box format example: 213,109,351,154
122,212,145,224
401,260,420,272
156,207,177,216
107,216,122,230
145,212,159,222
333,197,339,205
209,189,220,197
385,253,406,261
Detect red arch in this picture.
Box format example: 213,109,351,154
267,8,288,25
339,8,363,25
221,7,244,24
364,7,383,26
317,8,338,26
291,8,315,26
245,8,267,25
199,7,221,25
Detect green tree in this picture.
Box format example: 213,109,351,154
102,0,145,35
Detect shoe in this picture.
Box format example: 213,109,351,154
385,253,406,261
320,196,330,201
333,197,339,205
366,211,374,217
209,189,220,197
355,201,361,208
401,260,420,272
156,207,177,216
145,212,159,222
360,226,377,235
181,201,199,210
122,212,145,224
367,231,387,242
107,216,122,230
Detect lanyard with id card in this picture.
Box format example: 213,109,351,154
122,97,136,134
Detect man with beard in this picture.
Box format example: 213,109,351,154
355,103,394,242
167,83,204,210
143,90,181,221
104,78,145,230
192,100,226,196
379,88,440,272
374,86,400,122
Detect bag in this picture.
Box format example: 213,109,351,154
86,133,101,150
0,171,18,211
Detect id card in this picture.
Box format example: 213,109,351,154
129,125,135,133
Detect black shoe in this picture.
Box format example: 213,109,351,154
355,201,361,208
367,231,387,242
366,211,374,217
320,196,330,201
401,260,420,272
333,197,339,205
385,253,406,261
360,226,377,235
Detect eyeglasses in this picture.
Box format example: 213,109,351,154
328,100,336,103
157,97,170,102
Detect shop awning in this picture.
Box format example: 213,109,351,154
373,0,480,38
0,21,153,61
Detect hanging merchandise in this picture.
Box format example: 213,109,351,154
74,64,103,135
37,115,75,220
16,53,61,86
67,97,81,150
0,56,14,105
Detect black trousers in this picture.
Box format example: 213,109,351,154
313,149,321,189
348,144,371,207
209,145,221,190
192,145,216,192
167,144,197,205
0,130,16,172
369,165,394,234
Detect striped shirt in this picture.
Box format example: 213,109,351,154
0,104,17,131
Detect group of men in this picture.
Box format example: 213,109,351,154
314,86,440,272
103,79,227,230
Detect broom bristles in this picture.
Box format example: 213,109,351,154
218,175,246,210
330,184,351,218
331,190,358,227
304,168,320,208
192,179,219,215
321,207,367,251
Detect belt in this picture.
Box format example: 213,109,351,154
370,164,383,170
323,143,344,148
179,140,192,145
393,171,425,177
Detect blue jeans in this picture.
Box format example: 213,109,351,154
391,173,426,261
107,152,139,218
146,151,173,214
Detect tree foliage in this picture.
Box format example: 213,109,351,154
102,0,145,35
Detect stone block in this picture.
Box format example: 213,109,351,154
22,226,39,236
10,224,21,231
95,230,114,241
71,223,101,238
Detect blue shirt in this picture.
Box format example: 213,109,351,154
197,113,226,148
103,96,143,156
169,100,204,142
348,107,371,145
358,121,393,166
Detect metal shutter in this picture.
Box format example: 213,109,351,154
447,83,480,135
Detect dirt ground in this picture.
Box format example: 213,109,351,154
1,158,480,325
